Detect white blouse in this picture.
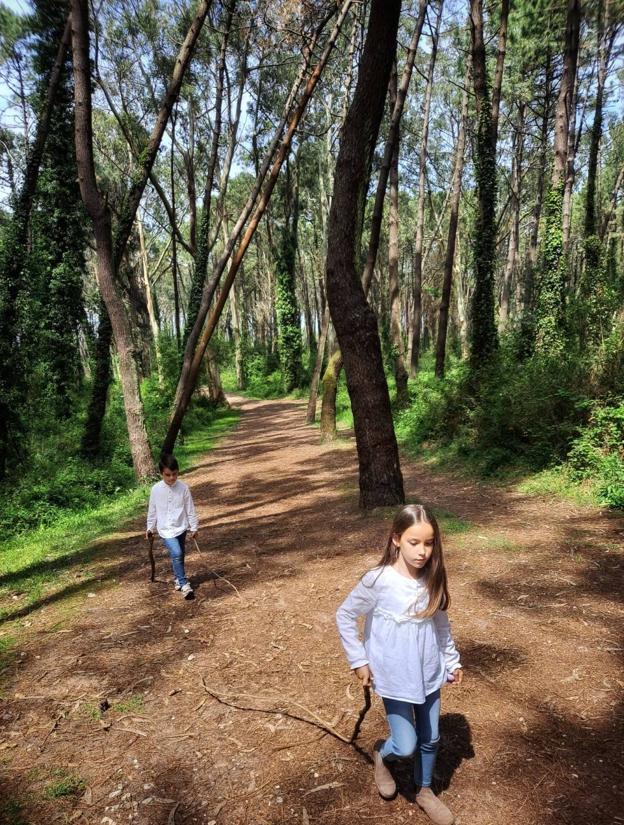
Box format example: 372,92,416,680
336,565,461,704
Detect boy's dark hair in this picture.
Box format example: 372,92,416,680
159,453,179,472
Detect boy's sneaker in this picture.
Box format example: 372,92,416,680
174,578,182,591
181,583,194,600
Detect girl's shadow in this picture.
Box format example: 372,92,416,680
391,713,474,801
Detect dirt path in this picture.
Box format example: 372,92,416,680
1,396,623,825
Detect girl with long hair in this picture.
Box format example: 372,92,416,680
336,504,463,825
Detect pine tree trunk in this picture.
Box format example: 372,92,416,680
320,347,342,441
81,299,113,457
435,52,470,378
469,0,499,370
499,101,525,333
306,305,330,424
410,0,443,375
325,0,404,508
535,0,581,353
387,68,409,407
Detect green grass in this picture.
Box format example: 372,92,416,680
516,465,600,507
80,702,103,721
112,693,144,713
432,509,471,534
43,769,85,799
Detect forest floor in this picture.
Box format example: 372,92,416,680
1,396,623,825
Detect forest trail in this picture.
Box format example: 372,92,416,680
1,396,623,825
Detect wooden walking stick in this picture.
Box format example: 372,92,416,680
147,533,156,582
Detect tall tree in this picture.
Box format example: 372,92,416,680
410,0,443,375
435,47,470,378
71,0,213,480
468,0,503,371
325,0,405,508
534,0,581,353
275,154,304,393
0,11,71,479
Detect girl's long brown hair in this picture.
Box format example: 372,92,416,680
373,504,450,618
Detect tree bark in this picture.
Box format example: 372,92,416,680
499,101,526,333
435,52,470,378
387,65,409,407
584,0,615,239
410,0,443,375
360,0,428,294
306,304,330,424
469,0,499,370
325,0,404,508
535,0,581,353
561,72,579,254
320,346,341,440
81,300,113,457
185,1,235,339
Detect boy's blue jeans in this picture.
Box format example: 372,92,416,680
162,531,188,587
379,689,441,788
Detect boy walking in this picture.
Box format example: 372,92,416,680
146,453,198,600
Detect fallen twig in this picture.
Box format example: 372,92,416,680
201,677,371,751
193,539,243,601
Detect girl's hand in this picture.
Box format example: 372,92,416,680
448,667,464,686
146,530,153,541
354,665,372,687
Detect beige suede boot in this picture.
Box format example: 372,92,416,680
415,787,455,825
372,740,396,799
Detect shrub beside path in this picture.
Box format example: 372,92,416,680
1,396,622,825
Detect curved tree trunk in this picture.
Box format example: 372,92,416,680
325,0,404,508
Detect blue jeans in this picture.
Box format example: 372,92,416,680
162,531,188,587
379,690,440,788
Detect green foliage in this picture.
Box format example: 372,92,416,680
275,221,304,393
395,344,624,508
241,351,284,398
567,400,624,508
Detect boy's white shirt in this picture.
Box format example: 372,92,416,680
146,479,199,539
